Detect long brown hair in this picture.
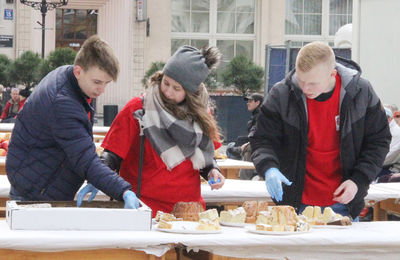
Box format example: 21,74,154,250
149,72,220,142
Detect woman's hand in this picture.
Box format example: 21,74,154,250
208,169,225,190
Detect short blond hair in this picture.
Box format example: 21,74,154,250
74,35,119,81
296,41,335,72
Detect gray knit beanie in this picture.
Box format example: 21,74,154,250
163,45,210,93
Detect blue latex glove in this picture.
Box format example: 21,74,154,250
265,168,292,202
208,178,221,185
123,190,140,209
76,183,99,207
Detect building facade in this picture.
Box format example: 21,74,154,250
1,0,355,114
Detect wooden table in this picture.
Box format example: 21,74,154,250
373,199,400,221
0,157,4,175
216,159,255,179
0,248,176,260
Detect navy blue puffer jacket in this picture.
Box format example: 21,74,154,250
6,65,131,201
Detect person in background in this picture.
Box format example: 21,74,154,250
77,45,225,216
0,88,30,123
386,104,400,126
6,35,138,209
226,93,264,160
17,88,31,112
0,88,20,122
376,106,400,183
251,41,390,220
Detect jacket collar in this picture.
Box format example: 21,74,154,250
286,56,362,102
67,66,94,114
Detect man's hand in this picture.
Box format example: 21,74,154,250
76,183,98,207
333,180,358,204
123,190,140,209
208,169,225,190
265,168,292,202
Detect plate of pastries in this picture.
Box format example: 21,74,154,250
154,201,351,235
155,202,222,234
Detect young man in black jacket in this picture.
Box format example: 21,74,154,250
250,41,390,219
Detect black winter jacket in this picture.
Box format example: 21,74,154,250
6,65,131,201
250,57,391,218
247,107,260,135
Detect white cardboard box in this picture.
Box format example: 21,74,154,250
6,200,152,231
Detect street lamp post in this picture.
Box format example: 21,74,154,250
20,0,69,58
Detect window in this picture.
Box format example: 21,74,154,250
171,0,209,33
217,0,254,34
56,9,97,50
285,0,352,46
329,0,352,35
171,0,256,69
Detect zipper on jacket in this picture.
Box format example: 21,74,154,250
291,89,309,210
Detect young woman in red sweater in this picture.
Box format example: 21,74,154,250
78,45,225,216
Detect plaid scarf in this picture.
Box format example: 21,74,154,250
134,86,214,171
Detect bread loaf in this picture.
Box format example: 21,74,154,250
172,202,204,221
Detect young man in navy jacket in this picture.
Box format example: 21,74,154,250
7,35,139,208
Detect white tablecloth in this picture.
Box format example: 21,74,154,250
0,123,14,132
92,126,110,134
365,182,400,201
201,179,271,203
202,179,400,203
0,220,399,259
0,123,110,135
216,159,254,169
2,177,400,204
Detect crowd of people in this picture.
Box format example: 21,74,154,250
3,36,398,222
0,87,31,123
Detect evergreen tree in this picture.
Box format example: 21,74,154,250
221,55,264,95
0,54,11,87
9,51,42,89
39,47,77,79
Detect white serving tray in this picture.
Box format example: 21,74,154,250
6,200,152,231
